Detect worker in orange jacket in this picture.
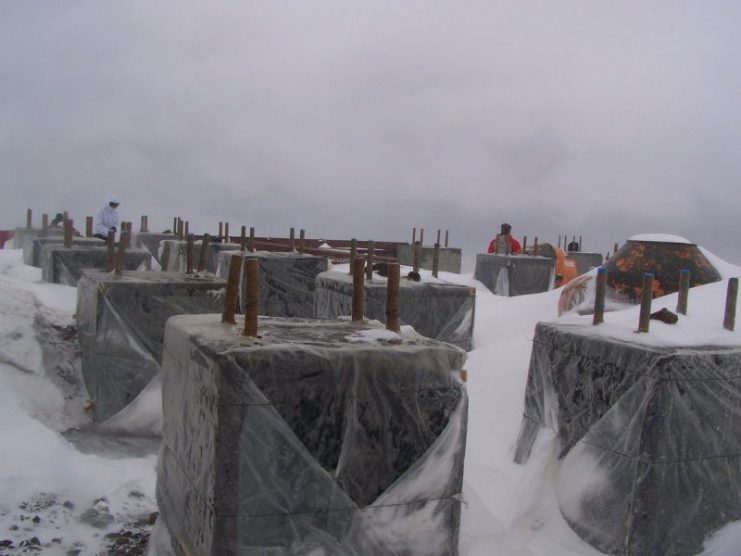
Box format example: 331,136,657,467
487,223,522,255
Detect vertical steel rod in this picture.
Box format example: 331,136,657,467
186,234,194,274
593,267,607,325
365,240,375,280
243,258,260,337
386,262,400,332
352,257,365,322
349,238,357,275
240,225,246,251
638,273,654,333
222,255,242,324
432,243,440,278
86,217,93,238
197,234,210,272
249,227,255,252
299,229,305,253
724,278,738,331
413,241,421,273
677,269,690,315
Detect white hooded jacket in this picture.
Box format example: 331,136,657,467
94,195,120,236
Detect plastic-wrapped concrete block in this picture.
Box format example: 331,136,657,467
216,251,329,318
159,239,240,274
395,244,463,274
514,321,741,555
76,270,226,421
136,232,177,263
157,314,468,555
474,253,554,296
314,271,475,351
567,252,604,276
40,245,152,286
13,226,64,250
24,236,104,267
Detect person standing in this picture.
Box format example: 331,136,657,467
487,222,522,255
93,196,120,240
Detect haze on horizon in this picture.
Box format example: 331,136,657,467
2,1,740,270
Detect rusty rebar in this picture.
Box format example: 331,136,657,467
106,230,116,271
412,228,416,244
115,230,127,276
197,234,211,272
533,237,539,256
289,227,295,251
593,267,606,325
240,226,246,251
432,243,440,278
160,242,171,271
677,269,690,315
386,262,400,332
413,241,421,273
249,227,255,252
299,229,305,253
26,209,32,229
64,219,73,248
222,255,242,324
724,278,738,331
638,273,654,333
86,217,93,238
224,222,229,243
349,238,357,275
41,214,48,237
218,222,223,241
365,240,375,280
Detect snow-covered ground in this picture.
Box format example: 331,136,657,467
0,244,740,555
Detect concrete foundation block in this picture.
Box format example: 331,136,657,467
157,315,468,555
135,232,177,263
314,271,475,351
159,240,241,273
40,246,151,286
395,244,462,274
76,271,226,421
216,251,329,318
567,251,604,276
14,226,63,250
474,253,554,296
514,322,741,555
24,236,103,267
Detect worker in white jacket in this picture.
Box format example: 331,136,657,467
93,195,120,240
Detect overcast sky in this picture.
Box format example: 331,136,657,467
2,1,740,270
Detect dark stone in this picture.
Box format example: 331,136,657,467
474,253,554,296
514,321,741,555
406,270,421,281
315,271,476,351
651,307,679,324
157,315,468,555
76,270,226,421
80,507,115,529
62,501,75,510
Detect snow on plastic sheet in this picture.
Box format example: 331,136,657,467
515,321,741,555
41,245,152,285
159,239,240,273
474,254,554,297
157,314,467,555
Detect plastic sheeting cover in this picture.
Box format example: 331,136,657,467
136,232,177,263
474,253,554,296
24,235,103,267
158,314,468,555
41,246,151,286
215,251,329,318
76,271,226,421
514,321,741,555
314,271,476,351
158,239,240,273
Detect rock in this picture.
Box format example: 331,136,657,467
147,511,158,525
79,507,115,529
651,307,679,324
62,501,75,510
32,515,41,524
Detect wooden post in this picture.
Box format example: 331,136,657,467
222,254,242,324
677,269,690,315
249,226,255,252
240,225,246,251
289,227,295,251
365,240,375,280
197,234,211,272
420,228,424,246
412,228,416,244
436,229,441,246
723,278,738,331
41,214,49,237
143,215,149,232
533,237,539,256
352,256,365,322
218,222,223,241
160,242,171,271
106,230,116,271
224,222,229,243
140,216,145,232
26,209,32,229
445,230,449,248
413,241,421,273
184,221,189,237
299,229,305,253
522,236,527,253
186,234,194,274
172,217,177,235
385,262,400,332
593,267,606,325
579,235,582,250
349,238,357,275
64,219,73,248
115,230,127,276
177,219,184,240
432,243,440,278
86,217,93,238
243,258,259,337
638,273,654,333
